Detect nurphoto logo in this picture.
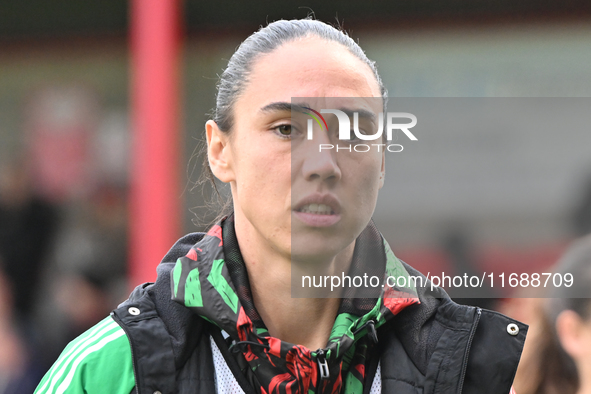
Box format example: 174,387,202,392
303,107,418,152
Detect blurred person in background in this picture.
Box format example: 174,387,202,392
53,270,115,344
513,234,591,394
0,264,43,393
47,181,128,304
0,156,59,325
35,181,129,365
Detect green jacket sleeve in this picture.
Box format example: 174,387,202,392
35,316,135,394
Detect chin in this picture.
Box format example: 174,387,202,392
291,235,352,263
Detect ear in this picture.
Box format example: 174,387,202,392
378,150,386,189
206,120,235,183
556,309,588,359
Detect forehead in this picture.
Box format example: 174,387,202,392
236,37,381,115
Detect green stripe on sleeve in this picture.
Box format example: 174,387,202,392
35,316,135,394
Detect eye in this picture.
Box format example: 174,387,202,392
273,124,292,139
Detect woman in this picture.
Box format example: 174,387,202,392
35,19,525,394
513,235,591,394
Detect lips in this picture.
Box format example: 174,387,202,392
298,203,333,215
293,194,341,215
293,194,342,227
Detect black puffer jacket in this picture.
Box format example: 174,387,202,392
111,232,526,394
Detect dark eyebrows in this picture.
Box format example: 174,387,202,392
258,102,377,121
337,107,377,122
259,102,308,114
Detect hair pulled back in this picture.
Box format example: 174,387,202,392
213,18,387,132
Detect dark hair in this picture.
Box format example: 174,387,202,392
198,18,388,222
213,18,387,132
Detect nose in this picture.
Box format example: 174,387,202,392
300,140,342,183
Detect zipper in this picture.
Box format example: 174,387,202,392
111,312,140,394
315,318,376,392
457,307,481,394
316,348,330,380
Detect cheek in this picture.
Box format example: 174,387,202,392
348,156,383,210
350,154,383,184
233,145,291,214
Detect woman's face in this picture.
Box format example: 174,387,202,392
207,36,384,262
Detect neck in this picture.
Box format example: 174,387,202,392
234,213,354,350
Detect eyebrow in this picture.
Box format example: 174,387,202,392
259,102,307,114
337,107,376,122
259,101,377,121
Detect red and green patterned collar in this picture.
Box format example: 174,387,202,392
171,215,419,394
